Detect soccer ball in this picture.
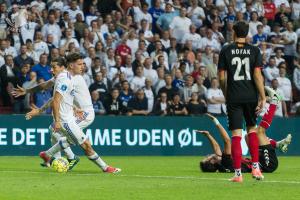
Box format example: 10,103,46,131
51,157,69,173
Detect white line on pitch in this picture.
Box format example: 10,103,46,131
1,170,300,184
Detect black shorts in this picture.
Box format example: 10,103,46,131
259,144,278,173
227,102,257,130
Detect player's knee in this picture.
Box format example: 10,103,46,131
58,137,70,149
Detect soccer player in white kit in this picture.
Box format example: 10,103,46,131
12,55,120,173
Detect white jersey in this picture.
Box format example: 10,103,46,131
72,75,94,112
53,70,74,122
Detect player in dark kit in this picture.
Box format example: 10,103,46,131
197,87,292,174
218,21,267,182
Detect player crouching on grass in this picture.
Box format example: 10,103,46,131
197,87,292,175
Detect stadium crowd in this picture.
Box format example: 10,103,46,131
0,0,300,116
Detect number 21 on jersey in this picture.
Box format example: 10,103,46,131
232,57,251,81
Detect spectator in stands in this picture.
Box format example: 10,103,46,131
158,74,178,101
18,63,31,84
252,24,268,45
143,57,158,84
277,65,293,112
41,13,62,48
31,78,52,114
152,92,168,116
104,88,125,115
121,54,134,82
169,7,191,44
14,45,34,70
187,92,207,116
168,93,188,116
34,31,49,59
282,22,298,72
156,3,176,33
119,80,134,108
274,48,285,66
89,72,108,101
192,76,207,99
270,79,288,117
172,69,184,90
263,57,280,86
205,77,225,115
0,55,18,106
130,66,146,92
180,75,194,103
293,58,300,102
31,53,51,81
127,89,149,116
91,90,106,115
143,78,155,113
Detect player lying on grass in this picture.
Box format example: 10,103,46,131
197,87,292,174
12,55,120,173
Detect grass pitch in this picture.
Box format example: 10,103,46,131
0,156,299,200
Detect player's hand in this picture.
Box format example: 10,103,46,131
25,105,41,120
195,130,210,135
11,85,26,97
205,113,215,120
256,98,266,115
53,121,62,132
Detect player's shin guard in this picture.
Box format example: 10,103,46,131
259,104,277,129
231,136,242,171
88,153,108,171
248,131,259,165
46,137,70,157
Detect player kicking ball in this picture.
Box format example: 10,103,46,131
218,21,267,181
13,56,120,173
197,87,292,179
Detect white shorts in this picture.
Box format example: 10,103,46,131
61,119,87,145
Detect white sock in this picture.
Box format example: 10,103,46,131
50,131,61,158
64,147,75,160
46,142,62,157
88,153,108,171
46,138,70,157
252,162,260,169
235,169,242,177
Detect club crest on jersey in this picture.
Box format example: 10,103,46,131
61,84,67,91
231,49,250,55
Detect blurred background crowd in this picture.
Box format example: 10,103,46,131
0,0,300,117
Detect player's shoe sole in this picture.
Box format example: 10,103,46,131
278,134,292,153
252,168,264,180
104,166,121,174
264,86,283,103
229,176,243,183
68,156,80,171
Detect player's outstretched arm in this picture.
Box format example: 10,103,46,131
195,130,222,156
254,68,267,114
11,79,55,97
206,113,231,155
25,98,53,120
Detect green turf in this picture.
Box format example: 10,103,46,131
0,156,299,200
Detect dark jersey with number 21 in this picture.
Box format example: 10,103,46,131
218,43,262,103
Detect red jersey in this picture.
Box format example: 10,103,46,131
264,2,276,20
115,44,131,65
